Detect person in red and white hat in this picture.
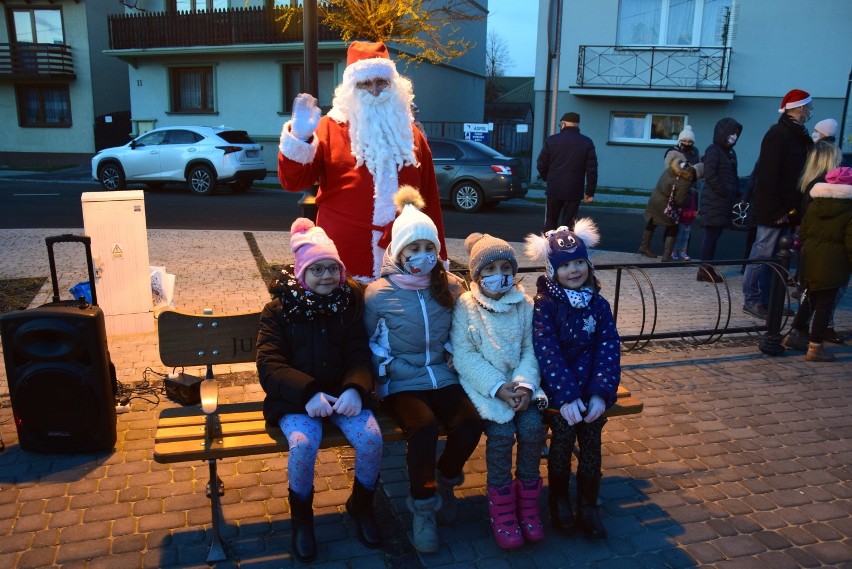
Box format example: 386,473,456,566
741,89,815,320
277,41,447,282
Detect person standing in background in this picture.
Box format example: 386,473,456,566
536,112,598,232
742,89,814,319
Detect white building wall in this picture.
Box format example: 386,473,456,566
533,0,852,191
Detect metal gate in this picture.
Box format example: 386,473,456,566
93,111,132,151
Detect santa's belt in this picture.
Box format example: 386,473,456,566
318,207,394,249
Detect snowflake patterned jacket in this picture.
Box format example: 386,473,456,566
531,274,621,410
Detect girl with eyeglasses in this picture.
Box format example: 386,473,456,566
256,217,383,563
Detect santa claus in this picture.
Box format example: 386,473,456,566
278,41,447,282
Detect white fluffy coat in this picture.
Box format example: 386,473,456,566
451,282,545,424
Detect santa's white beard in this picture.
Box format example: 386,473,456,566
347,88,417,177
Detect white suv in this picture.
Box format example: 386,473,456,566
91,126,267,196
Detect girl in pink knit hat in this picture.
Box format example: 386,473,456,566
256,218,383,562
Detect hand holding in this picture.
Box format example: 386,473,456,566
290,93,321,141
560,398,587,426
514,387,532,412
583,395,606,423
496,382,519,408
305,392,337,418
332,388,362,418
583,195,594,203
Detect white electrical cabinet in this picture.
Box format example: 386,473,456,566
81,190,154,335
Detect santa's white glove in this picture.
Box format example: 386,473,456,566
290,93,321,141
305,392,336,418
332,388,362,418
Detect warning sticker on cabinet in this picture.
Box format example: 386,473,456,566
112,244,124,259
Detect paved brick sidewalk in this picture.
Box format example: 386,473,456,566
0,228,850,568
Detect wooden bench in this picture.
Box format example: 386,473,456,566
153,309,643,561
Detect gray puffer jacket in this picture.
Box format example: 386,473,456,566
363,255,464,399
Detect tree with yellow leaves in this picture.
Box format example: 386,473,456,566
276,0,484,65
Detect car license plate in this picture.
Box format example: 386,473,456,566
246,150,258,157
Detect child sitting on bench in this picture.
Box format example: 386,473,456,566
256,218,383,563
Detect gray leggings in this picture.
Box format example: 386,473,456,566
483,406,547,488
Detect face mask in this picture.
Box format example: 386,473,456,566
403,252,437,275
480,274,515,295
726,133,738,146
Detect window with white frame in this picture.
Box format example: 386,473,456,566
283,63,335,113
616,0,733,47
172,0,230,12
609,112,686,144
169,66,215,113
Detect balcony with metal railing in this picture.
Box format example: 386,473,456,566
107,6,342,50
0,43,75,80
576,45,732,92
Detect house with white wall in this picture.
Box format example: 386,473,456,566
532,0,852,190
102,0,489,171
0,0,130,168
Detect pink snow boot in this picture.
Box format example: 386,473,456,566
514,477,545,542
486,484,524,549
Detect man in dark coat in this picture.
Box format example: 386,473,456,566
695,117,743,282
536,112,598,231
741,89,815,319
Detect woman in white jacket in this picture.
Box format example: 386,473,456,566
451,233,547,550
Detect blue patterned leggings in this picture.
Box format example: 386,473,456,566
279,410,383,499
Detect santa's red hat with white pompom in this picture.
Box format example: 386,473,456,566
343,41,397,86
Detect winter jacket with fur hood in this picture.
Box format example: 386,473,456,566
363,256,465,399
451,282,545,424
531,276,621,411
798,171,852,292
256,267,374,423
700,117,742,227
644,150,700,227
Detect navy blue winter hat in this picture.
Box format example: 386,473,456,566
524,218,600,277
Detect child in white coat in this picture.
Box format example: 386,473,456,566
451,234,547,549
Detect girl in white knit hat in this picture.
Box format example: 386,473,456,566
363,186,481,553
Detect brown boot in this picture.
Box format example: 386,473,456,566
660,236,676,262
637,230,658,258
806,342,835,362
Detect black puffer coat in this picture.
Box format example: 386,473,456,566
700,117,742,227
256,267,374,423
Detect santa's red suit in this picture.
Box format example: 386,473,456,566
278,115,447,282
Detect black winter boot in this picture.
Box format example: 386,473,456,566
547,472,574,534
288,488,317,562
575,474,607,540
345,478,382,548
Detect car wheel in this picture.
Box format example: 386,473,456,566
98,162,126,191
188,165,217,196
451,181,484,213
145,182,165,190
230,180,252,193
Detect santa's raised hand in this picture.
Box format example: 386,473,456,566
289,93,321,141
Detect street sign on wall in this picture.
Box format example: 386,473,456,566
464,123,491,144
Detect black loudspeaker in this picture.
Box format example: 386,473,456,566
1,303,117,453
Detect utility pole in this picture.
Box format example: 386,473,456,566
299,0,319,220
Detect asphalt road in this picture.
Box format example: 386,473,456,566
0,177,750,258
